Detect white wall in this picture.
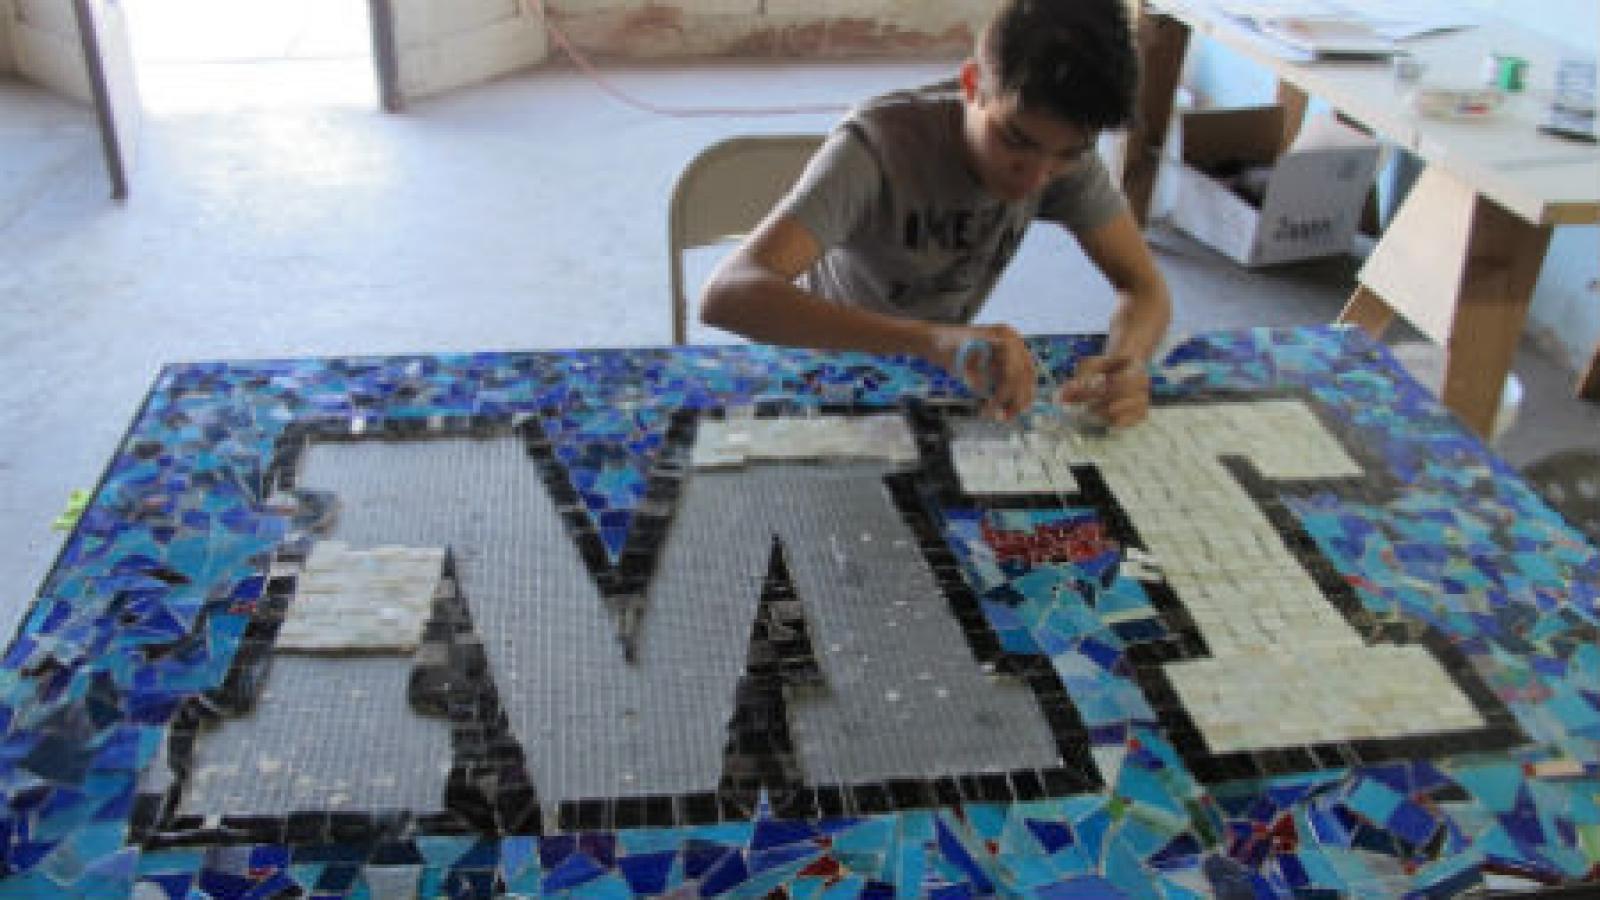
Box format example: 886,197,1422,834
11,0,92,102
1470,0,1598,49
392,0,549,102
1183,7,1600,376
544,0,989,60
390,0,991,104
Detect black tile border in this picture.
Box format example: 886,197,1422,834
413,551,542,835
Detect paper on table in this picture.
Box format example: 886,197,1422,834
1218,1,1390,60
1258,16,1396,59
1219,0,1477,49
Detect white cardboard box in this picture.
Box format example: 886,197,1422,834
1168,105,1379,267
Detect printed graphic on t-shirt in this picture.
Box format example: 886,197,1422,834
890,203,1026,311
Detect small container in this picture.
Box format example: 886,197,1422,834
1413,86,1505,120
1553,59,1597,115
1485,54,1528,92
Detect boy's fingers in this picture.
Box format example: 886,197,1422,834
1105,394,1149,427
1053,354,1152,427
1060,371,1108,403
986,346,1035,421
1098,355,1135,377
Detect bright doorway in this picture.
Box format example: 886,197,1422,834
122,0,380,114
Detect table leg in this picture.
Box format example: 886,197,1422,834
1275,81,1308,154
1124,6,1189,226
1331,113,1383,236
1352,165,1553,438
1582,347,1600,402
1336,286,1395,338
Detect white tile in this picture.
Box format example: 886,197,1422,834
277,542,444,653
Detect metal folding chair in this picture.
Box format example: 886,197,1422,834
667,134,824,344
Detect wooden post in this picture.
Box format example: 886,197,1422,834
1353,166,1553,437
368,0,404,113
1336,286,1396,338
1437,197,1550,436
1581,345,1600,402
1274,81,1308,155
1124,6,1190,227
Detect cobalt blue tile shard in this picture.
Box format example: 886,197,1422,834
1,328,1597,897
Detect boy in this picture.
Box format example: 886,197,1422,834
699,0,1171,426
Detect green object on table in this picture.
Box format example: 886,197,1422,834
52,489,91,531
1494,54,1528,92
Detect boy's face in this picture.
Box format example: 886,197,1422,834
959,59,1097,202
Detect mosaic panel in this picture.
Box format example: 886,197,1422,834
0,328,1596,898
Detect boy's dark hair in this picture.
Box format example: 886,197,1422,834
979,0,1139,131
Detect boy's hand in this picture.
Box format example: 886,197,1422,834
931,324,1036,421
1058,354,1151,428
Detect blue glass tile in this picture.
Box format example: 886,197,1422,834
1102,834,1155,896
197,870,254,900
1036,875,1131,898
698,848,750,896
563,871,636,896
414,836,476,870
682,840,732,881
934,817,994,896
832,818,894,853
249,846,290,871
890,843,925,896
1025,820,1074,855
1147,834,1201,872
1500,789,1548,848
499,836,535,881
71,847,138,898
1345,779,1403,825
1077,638,1121,672
539,833,577,870
543,851,606,893
1118,765,1184,821
0,874,76,899
1303,805,1351,848
752,844,817,876
1387,801,1438,847
752,818,821,851
455,839,500,870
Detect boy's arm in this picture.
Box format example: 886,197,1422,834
1058,208,1173,426
700,212,1039,420
1074,208,1172,364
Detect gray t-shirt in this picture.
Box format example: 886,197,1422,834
776,79,1127,324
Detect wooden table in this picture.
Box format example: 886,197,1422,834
1125,1,1600,437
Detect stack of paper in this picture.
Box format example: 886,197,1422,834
1256,15,1395,59
1219,0,1478,60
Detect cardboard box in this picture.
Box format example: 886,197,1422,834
1168,105,1379,267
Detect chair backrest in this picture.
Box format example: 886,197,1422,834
668,134,826,345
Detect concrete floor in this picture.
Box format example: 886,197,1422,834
1,59,1596,643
